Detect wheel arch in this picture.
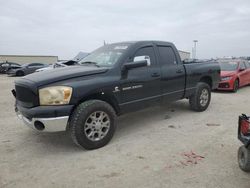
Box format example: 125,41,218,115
199,76,212,89
71,93,121,117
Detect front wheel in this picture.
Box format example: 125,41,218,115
189,82,211,112
238,146,250,172
69,100,116,150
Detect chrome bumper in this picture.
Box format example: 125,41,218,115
16,111,69,132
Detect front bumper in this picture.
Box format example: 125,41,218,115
15,104,74,132
217,79,234,90
16,110,69,132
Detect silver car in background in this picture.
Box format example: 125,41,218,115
7,63,48,76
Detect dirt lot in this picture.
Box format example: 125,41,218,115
0,74,250,188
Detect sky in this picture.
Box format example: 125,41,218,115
0,0,250,59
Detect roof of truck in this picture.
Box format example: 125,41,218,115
110,40,174,45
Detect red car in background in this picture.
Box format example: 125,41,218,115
217,60,250,92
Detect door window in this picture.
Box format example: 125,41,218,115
28,63,44,68
28,63,37,67
239,62,246,70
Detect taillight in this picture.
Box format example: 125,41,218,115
240,119,250,136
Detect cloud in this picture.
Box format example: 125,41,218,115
0,0,250,59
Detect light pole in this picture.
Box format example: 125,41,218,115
193,40,198,59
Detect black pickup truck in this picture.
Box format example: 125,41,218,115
13,41,220,149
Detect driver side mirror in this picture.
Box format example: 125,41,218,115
133,55,151,66
239,68,245,72
122,55,151,71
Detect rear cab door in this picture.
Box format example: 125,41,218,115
155,43,186,102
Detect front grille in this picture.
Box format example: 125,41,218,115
15,85,38,108
219,83,230,88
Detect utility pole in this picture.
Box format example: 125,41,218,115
193,40,198,59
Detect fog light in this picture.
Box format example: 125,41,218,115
34,121,45,131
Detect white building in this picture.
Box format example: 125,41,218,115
0,55,58,65
178,50,190,61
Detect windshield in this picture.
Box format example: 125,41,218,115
219,61,238,71
79,43,130,67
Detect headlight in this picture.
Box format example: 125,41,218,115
221,76,232,81
39,86,72,105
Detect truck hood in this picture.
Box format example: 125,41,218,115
220,70,237,77
18,65,109,87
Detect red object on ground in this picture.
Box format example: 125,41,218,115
179,151,205,166
240,119,250,136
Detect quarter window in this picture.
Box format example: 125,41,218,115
157,46,177,65
244,62,250,69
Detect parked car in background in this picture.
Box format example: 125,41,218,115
0,62,21,74
217,59,250,92
7,63,48,76
35,52,89,73
238,114,250,172
35,60,78,73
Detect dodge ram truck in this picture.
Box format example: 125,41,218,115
12,41,220,150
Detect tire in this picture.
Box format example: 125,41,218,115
69,100,116,150
189,82,211,112
238,145,250,172
233,79,239,93
16,71,24,76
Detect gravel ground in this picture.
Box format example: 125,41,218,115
1,74,250,188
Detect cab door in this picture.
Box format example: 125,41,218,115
119,45,161,113
156,46,186,103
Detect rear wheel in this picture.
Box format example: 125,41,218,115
189,82,211,112
69,100,116,150
238,146,250,172
233,79,239,93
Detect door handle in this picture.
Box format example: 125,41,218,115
176,69,183,73
151,72,160,77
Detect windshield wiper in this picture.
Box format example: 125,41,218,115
81,61,100,67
